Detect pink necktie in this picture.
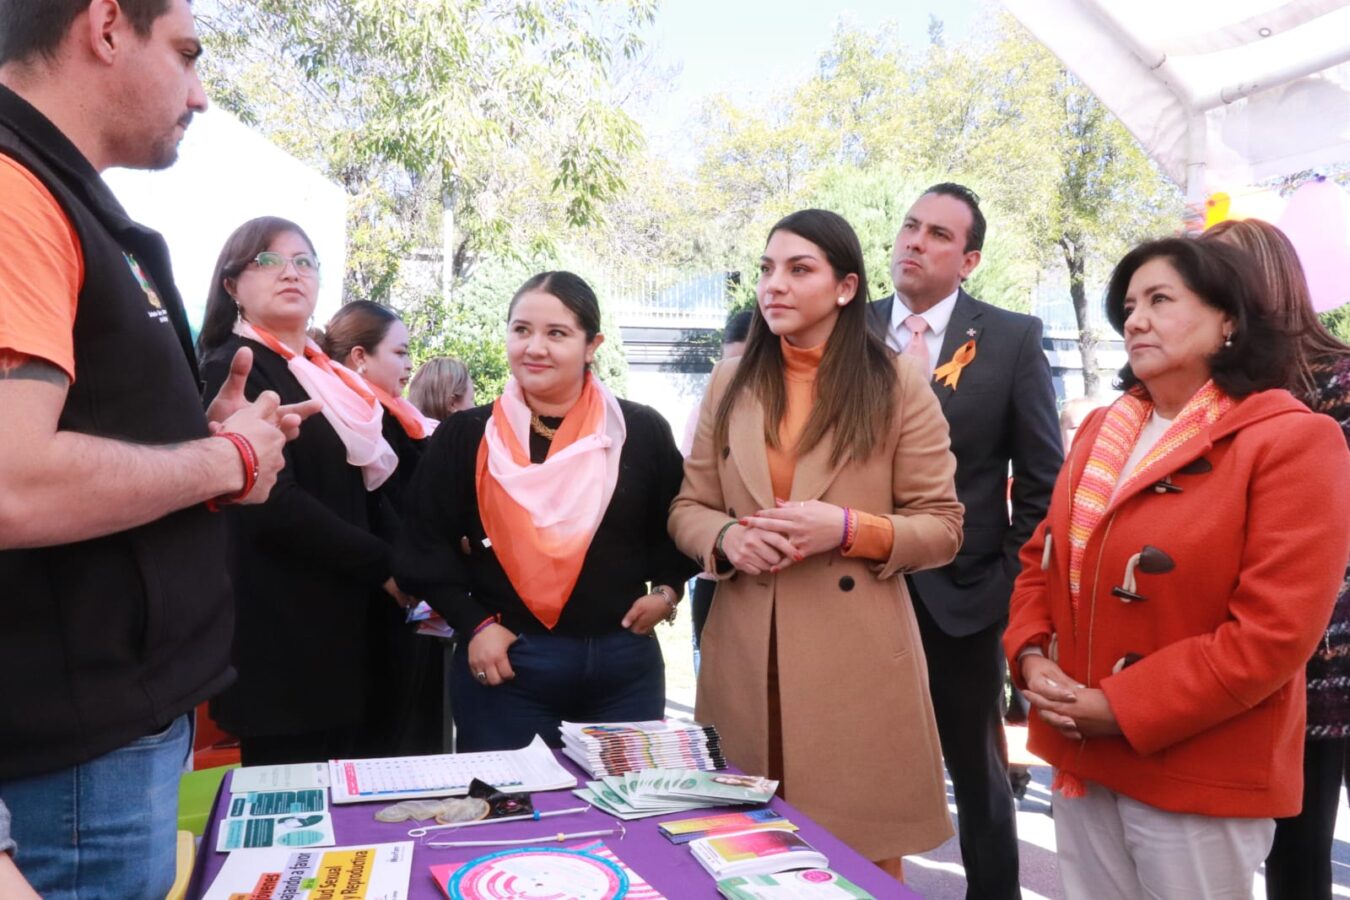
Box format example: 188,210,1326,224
902,315,931,376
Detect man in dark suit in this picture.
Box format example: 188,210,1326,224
868,183,1061,899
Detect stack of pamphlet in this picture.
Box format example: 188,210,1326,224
560,720,726,776
575,768,778,820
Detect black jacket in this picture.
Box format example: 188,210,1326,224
396,400,697,637
0,86,233,777
869,290,1062,636
202,335,393,736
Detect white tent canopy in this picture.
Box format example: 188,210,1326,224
1003,0,1350,199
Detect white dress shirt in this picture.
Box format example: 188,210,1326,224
888,290,960,379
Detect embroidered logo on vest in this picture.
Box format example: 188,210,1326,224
124,252,168,322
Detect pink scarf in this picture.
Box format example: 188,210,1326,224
234,320,397,490
476,374,625,628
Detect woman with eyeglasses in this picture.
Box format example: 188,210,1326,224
1005,237,1350,898
198,216,408,765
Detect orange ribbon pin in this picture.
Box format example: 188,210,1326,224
933,339,977,389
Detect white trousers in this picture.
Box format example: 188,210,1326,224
1053,781,1276,900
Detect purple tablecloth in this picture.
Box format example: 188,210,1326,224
188,752,920,898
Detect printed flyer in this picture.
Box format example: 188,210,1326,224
201,841,413,900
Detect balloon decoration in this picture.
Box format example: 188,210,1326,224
1277,177,1350,313
1203,192,1231,229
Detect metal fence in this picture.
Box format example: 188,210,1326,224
596,269,735,330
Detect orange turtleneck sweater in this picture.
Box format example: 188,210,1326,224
770,339,894,561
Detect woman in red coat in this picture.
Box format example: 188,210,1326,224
1005,237,1350,899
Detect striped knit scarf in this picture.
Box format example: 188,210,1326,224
1067,381,1234,617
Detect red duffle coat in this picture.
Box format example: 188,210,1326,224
1005,388,1350,818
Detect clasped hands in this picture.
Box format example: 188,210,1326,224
1020,654,1121,740
722,499,844,575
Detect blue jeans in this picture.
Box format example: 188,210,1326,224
0,714,190,900
453,629,665,752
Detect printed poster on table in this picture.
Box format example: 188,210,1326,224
201,841,413,900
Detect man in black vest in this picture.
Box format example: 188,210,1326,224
869,184,1062,899
0,2,315,895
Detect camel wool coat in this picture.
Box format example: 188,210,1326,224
669,355,963,860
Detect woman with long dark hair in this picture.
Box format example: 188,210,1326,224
1203,218,1350,900
198,216,407,765
669,209,962,874
396,271,696,751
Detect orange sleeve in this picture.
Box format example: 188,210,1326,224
842,511,895,561
0,155,82,381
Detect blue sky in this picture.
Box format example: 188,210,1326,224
634,0,984,161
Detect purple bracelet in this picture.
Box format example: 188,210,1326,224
840,508,852,548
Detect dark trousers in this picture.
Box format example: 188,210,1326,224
452,628,665,752
364,600,447,756
1265,735,1347,900
912,589,1021,900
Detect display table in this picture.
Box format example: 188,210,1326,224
187,751,920,898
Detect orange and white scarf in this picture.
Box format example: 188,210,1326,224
1056,379,1233,797
475,374,625,629
235,320,397,490
369,382,439,440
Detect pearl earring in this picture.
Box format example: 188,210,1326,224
837,296,848,307
358,364,367,375
1223,333,1233,348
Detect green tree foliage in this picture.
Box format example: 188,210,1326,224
1322,306,1350,344
686,13,1181,393
198,0,654,399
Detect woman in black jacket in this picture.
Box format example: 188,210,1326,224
198,216,406,765
396,271,697,752
320,300,444,755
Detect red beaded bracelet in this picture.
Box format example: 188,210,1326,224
206,432,260,512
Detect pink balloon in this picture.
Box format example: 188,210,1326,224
1277,178,1350,313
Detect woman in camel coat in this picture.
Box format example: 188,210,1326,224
669,209,961,868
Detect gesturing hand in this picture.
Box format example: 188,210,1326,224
216,391,289,504
206,346,322,440
720,523,797,575
467,623,518,687
739,499,845,560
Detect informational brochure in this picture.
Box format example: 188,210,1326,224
201,841,414,900
231,762,331,793
216,788,335,852
329,735,575,804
